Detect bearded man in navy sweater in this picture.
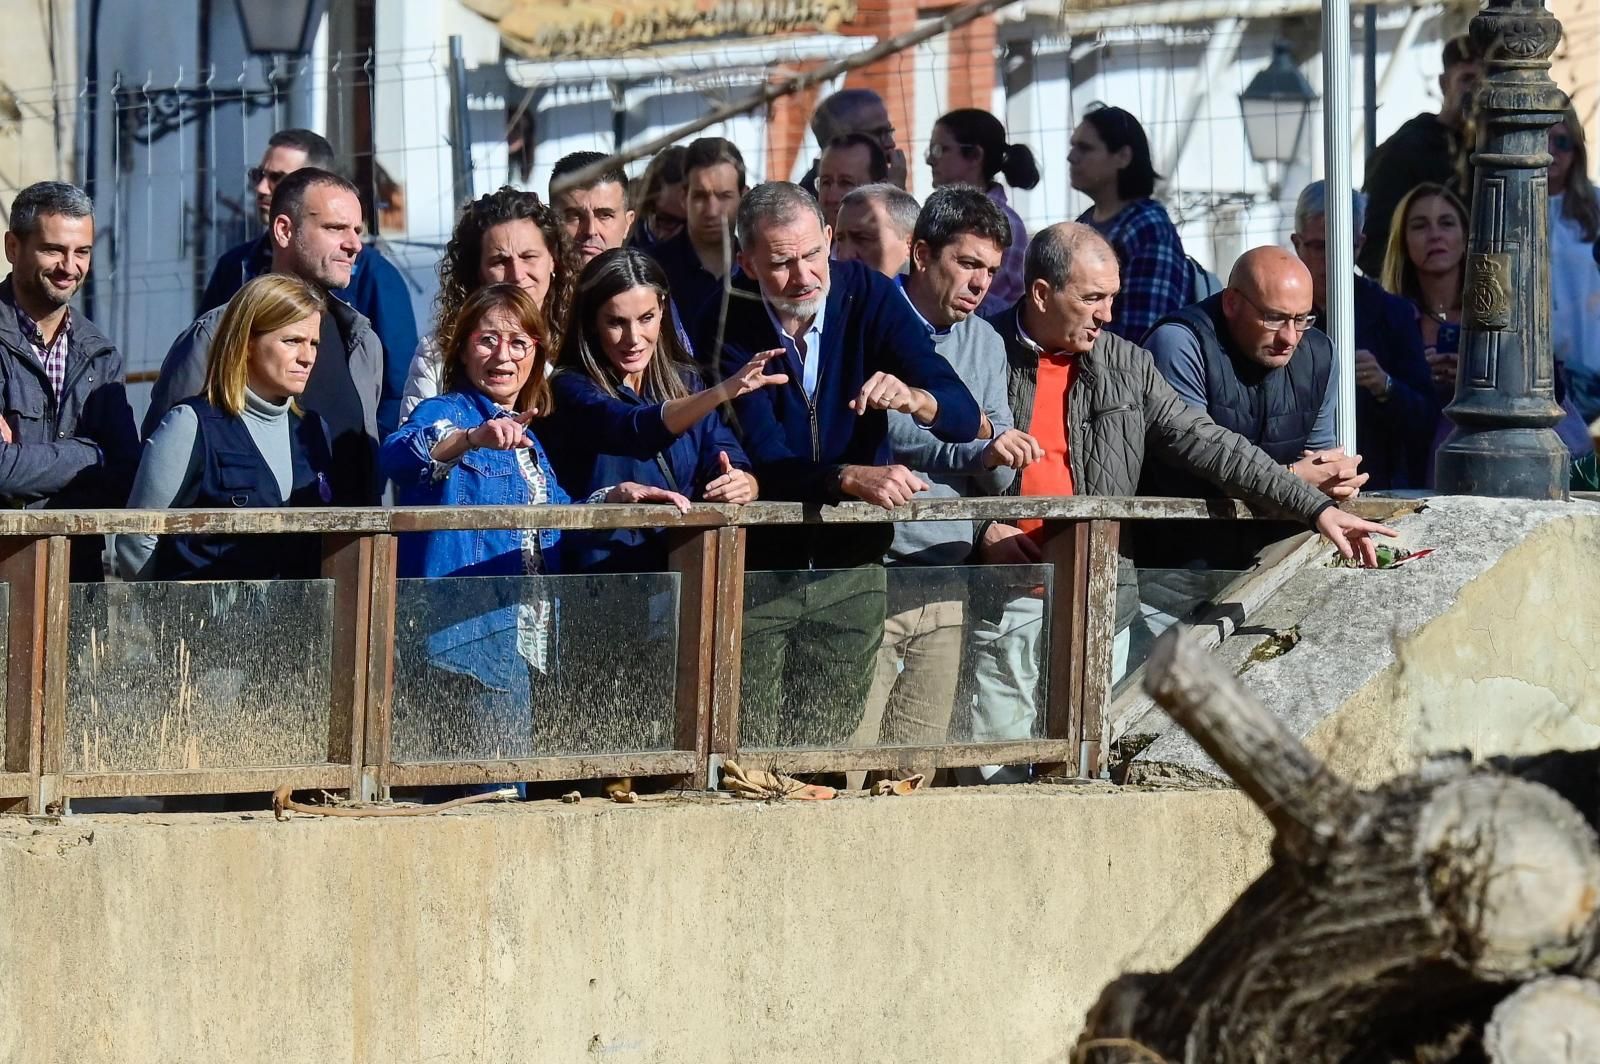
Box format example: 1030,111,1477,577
700,181,987,750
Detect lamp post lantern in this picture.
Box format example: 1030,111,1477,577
235,0,326,57
1239,40,1318,196
1433,0,1569,498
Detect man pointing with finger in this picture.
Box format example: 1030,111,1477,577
970,224,1394,782
703,180,984,749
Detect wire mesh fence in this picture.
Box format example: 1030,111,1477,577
0,2,1534,404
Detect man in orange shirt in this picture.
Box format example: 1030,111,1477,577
967,223,1394,782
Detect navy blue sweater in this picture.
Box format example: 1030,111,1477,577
1317,276,1438,490
543,368,751,573
701,259,982,567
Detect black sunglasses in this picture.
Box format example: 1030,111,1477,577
248,166,292,186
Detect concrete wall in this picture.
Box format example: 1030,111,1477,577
0,787,1268,1062
1310,513,1600,787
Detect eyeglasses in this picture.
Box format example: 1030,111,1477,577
924,142,979,165
248,166,292,187
469,330,538,359
1550,133,1575,153
1235,289,1317,332
862,124,896,143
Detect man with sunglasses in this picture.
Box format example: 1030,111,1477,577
798,89,906,196
197,128,416,437
1136,246,1363,571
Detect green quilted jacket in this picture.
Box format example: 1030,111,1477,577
985,304,1333,628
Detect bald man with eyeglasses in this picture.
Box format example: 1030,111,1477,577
1135,245,1364,571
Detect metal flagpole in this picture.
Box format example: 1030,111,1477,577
1323,0,1357,456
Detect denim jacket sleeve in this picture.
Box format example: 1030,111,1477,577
380,394,462,491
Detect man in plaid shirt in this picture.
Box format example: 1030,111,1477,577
0,182,139,580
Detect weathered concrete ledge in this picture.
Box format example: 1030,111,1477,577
0,786,1268,1063
1126,497,1600,786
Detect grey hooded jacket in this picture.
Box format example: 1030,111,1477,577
141,287,383,442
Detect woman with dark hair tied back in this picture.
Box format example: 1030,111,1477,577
543,247,788,573
926,108,1039,315
1069,104,1191,341
400,186,578,419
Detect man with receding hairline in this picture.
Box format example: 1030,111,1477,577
199,128,417,436
965,223,1394,782
147,168,387,504
799,88,907,194
1138,245,1363,570
832,184,918,277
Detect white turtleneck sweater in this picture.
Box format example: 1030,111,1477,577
116,388,298,580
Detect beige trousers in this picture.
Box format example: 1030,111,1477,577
847,596,965,787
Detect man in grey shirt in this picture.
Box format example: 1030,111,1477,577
849,185,1042,779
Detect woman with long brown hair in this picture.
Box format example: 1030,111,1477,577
1381,183,1469,403
543,247,785,573
400,187,578,419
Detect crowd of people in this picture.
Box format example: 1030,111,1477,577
3,40,1594,785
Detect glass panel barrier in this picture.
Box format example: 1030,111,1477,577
390,572,680,762
739,564,1052,751
1115,567,1248,696
67,579,335,772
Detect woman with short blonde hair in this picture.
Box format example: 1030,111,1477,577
117,273,334,580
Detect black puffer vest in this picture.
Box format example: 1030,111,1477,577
1136,294,1332,570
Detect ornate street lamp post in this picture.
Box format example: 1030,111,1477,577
1433,0,1569,498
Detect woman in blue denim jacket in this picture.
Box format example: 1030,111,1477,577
379,283,684,760
543,248,788,573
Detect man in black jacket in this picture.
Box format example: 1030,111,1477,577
0,182,140,580
1358,34,1482,276
1139,246,1365,571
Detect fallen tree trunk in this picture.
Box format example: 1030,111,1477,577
1076,629,1600,1063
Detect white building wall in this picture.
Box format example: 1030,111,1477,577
994,5,1460,280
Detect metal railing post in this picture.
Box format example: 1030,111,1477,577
0,538,50,813
666,526,719,789
322,533,374,794
707,526,747,784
